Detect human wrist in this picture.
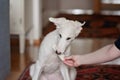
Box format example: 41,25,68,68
78,55,87,66
76,55,82,66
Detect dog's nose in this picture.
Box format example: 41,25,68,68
55,50,61,55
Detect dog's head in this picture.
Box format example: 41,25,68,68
49,17,85,55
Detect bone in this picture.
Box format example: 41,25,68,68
58,54,65,61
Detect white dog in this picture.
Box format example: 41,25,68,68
30,17,85,80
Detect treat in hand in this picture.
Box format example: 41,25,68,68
58,54,65,61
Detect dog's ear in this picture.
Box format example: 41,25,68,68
75,21,85,36
49,17,67,28
76,21,85,27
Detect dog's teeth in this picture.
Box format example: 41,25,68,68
58,54,65,61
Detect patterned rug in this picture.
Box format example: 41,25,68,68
43,14,120,38
19,63,120,80
76,65,120,80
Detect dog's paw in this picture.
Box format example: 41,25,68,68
58,54,65,61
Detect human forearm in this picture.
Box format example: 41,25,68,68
78,44,118,65
64,44,120,67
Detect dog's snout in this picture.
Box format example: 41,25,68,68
55,50,61,55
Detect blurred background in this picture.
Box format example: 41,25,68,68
0,0,120,80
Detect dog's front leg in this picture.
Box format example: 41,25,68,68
69,67,77,80
65,46,77,80
30,60,44,80
59,46,71,80
60,63,70,80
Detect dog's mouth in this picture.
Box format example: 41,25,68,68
52,45,61,55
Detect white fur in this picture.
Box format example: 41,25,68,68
30,17,85,80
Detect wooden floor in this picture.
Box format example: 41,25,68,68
5,36,116,80
6,44,34,80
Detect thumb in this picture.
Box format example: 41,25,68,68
64,56,73,60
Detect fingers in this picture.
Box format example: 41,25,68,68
64,56,75,67
63,55,80,67
63,59,74,67
63,59,79,67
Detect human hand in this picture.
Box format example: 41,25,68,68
63,55,81,67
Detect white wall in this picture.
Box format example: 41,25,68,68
42,0,59,10
42,0,60,27
42,0,94,27
25,0,42,44
60,0,93,10
25,0,34,44
25,0,33,33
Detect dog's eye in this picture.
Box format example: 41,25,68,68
59,34,62,38
66,37,71,40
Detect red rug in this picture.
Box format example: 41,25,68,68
76,65,120,80
19,63,120,80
